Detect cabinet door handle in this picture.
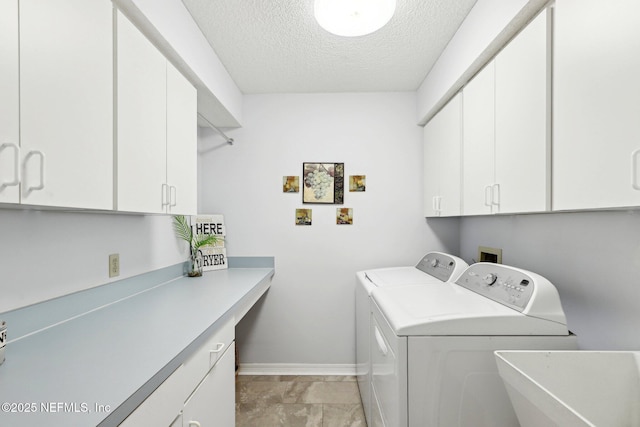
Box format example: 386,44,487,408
170,185,177,207
632,149,640,190
209,342,225,365
0,143,20,189
24,150,45,193
484,185,493,207
491,183,500,206
433,196,441,216
161,183,169,207
374,326,388,356
209,343,225,354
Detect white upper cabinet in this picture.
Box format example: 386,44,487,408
494,9,549,214
0,0,19,204
166,62,198,215
553,0,640,210
6,0,113,209
117,10,197,215
462,62,496,216
462,10,549,215
116,10,167,214
424,93,462,217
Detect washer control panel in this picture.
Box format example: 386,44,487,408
416,253,459,282
455,263,535,311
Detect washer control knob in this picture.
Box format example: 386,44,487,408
483,273,498,286
430,259,439,268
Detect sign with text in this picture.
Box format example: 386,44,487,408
192,215,227,271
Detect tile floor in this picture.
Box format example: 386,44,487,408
236,375,366,427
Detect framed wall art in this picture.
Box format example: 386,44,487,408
336,208,353,225
283,176,300,193
295,208,312,225
349,175,366,192
302,162,344,204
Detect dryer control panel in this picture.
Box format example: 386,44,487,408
455,263,535,311
415,253,460,283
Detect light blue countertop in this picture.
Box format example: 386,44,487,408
0,258,274,427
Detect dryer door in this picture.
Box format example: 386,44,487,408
371,303,408,427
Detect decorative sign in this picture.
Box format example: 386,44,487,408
302,162,344,204
192,215,227,271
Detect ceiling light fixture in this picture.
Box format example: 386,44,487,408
314,0,396,37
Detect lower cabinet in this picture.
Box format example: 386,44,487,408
181,343,235,427
119,318,235,427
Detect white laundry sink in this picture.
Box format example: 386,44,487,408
494,351,640,427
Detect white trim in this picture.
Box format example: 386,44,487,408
238,363,356,376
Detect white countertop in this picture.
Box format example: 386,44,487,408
0,259,274,426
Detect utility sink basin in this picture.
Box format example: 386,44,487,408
495,351,640,427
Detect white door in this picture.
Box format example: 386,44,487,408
19,0,113,209
438,94,462,217
116,10,167,213
462,62,495,215
166,62,197,215
495,10,549,214
553,0,640,210
182,342,236,427
423,94,462,217
0,0,19,204
423,115,441,217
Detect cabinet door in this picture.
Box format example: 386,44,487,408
423,94,462,217
0,0,19,204
495,10,549,214
462,62,495,215
423,115,441,217
20,0,113,209
116,10,167,213
553,0,640,210
438,94,462,217
182,342,235,427
167,62,198,215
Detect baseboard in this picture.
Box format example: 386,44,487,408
238,363,356,376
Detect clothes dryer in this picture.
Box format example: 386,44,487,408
355,252,468,426
370,263,578,427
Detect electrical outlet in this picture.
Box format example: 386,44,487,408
109,254,120,278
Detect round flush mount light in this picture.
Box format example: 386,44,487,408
314,0,396,37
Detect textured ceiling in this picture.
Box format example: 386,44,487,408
181,0,478,94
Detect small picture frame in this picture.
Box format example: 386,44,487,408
349,175,366,192
295,209,312,225
283,176,300,193
302,162,344,204
336,208,353,225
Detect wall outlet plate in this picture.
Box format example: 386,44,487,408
109,254,120,278
478,246,502,264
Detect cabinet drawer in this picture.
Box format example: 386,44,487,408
181,317,234,396
119,364,186,427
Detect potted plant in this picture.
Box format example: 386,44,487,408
173,215,222,277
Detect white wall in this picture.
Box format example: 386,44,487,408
198,92,460,369
460,211,640,350
0,209,186,313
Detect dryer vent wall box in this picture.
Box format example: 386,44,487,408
478,246,502,263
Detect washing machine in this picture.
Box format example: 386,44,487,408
370,262,578,427
355,252,468,426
